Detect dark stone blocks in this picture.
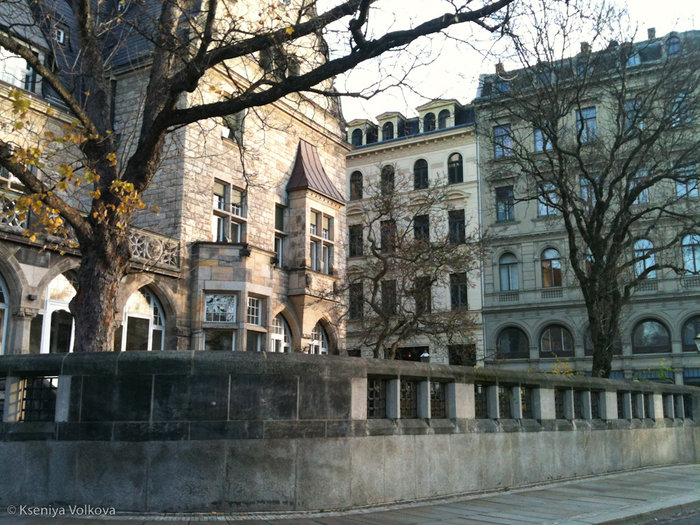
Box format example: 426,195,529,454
153,374,228,421
229,374,298,420
80,375,152,422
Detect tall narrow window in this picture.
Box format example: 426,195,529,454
667,36,680,56
310,211,335,274
413,159,428,189
499,253,519,291
580,175,597,207
681,316,700,352
634,239,656,278
381,165,394,195
534,128,551,151
493,125,512,158
349,224,363,257
381,280,397,316
274,205,286,267
380,220,396,253
450,272,468,311
682,234,700,274
423,112,435,132
541,248,562,287
349,283,364,320
413,277,432,315
247,297,262,325
204,294,238,351
351,129,363,147
438,109,450,129
448,209,465,244
495,186,514,222
537,182,558,216
576,107,597,142
117,288,166,352
270,315,291,353
631,171,650,205
413,214,429,242
382,121,394,141
212,181,246,242
309,323,329,355
350,171,363,200
624,99,644,134
447,153,463,184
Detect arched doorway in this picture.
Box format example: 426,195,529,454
308,322,329,355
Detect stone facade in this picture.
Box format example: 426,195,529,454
473,30,700,385
0,2,349,357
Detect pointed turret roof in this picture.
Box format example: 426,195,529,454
287,140,345,204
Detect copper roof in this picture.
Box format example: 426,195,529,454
287,140,345,204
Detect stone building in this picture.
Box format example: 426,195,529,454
0,0,349,356
473,29,700,385
345,100,484,364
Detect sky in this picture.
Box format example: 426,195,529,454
336,0,700,123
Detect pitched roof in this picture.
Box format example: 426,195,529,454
287,140,345,204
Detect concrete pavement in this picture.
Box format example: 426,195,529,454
0,464,698,524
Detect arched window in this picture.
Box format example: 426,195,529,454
447,153,463,184
350,171,363,200
438,109,450,129
270,314,291,353
499,253,519,291
634,239,656,278
541,248,562,288
681,316,700,353
413,159,428,190
380,165,394,195
309,322,329,355
0,273,8,355
36,273,77,354
382,121,394,141
496,327,529,359
351,128,363,147
632,319,671,354
682,234,700,274
115,288,166,351
423,112,435,132
667,36,680,56
540,325,574,357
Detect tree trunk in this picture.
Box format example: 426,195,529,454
587,294,622,378
69,229,131,352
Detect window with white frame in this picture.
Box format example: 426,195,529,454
212,180,246,242
115,288,166,351
0,46,37,92
537,182,558,216
499,253,519,291
274,204,286,267
309,209,334,274
309,322,329,355
634,239,656,279
247,296,262,325
541,248,562,288
270,314,291,353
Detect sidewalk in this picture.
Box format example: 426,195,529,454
1,464,698,524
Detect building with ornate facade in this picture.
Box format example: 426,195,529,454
0,0,349,357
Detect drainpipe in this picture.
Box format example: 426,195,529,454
475,119,487,367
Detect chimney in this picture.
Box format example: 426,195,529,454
647,27,656,40
580,41,591,54
495,62,505,77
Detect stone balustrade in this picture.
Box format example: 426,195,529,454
0,351,697,513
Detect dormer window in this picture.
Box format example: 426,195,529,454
382,121,394,141
423,112,436,132
53,28,66,45
351,128,363,147
438,109,450,129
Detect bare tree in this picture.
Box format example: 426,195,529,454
0,0,514,352
476,0,700,376
345,167,481,360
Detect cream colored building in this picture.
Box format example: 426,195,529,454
345,100,484,364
